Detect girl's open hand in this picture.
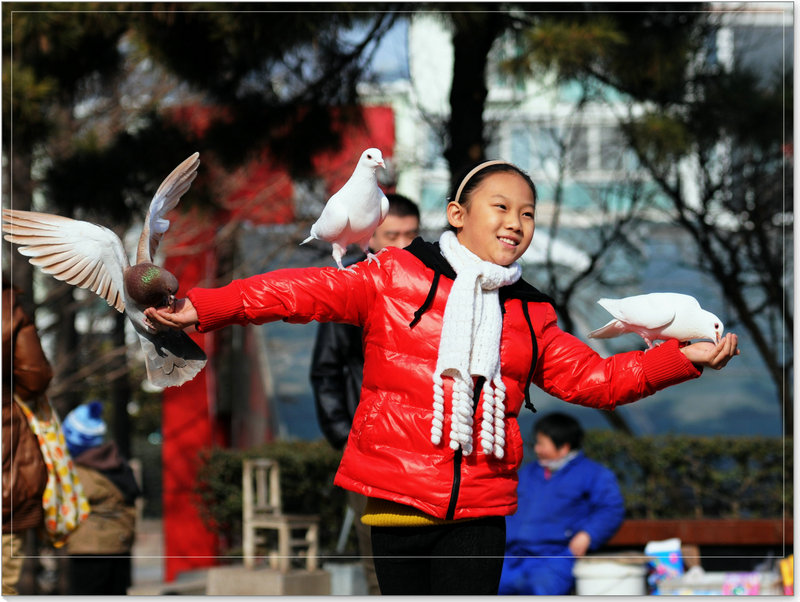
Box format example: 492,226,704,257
680,333,739,369
144,298,198,331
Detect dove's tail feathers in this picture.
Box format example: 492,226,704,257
588,319,628,340
137,329,207,388
596,298,617,312
300,235,315,246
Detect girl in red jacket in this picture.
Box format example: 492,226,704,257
146,160,738,594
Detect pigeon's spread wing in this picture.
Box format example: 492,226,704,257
138,152,200,264
598,297,675,330
3,209,128,312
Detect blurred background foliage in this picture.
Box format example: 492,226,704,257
584,431,792,520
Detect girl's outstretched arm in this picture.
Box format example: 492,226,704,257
680,333,740,370
145,298,198,330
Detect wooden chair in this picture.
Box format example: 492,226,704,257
241,458,320,572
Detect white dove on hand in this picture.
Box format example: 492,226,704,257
301,147,390,271
2,153,207,388
588,292,724,349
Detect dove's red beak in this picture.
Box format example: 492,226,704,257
378,159,385,168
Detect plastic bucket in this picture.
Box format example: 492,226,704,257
573,560,647,596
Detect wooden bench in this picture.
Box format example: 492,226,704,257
607,519,793,547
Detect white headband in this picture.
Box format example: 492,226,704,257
453,160,514,205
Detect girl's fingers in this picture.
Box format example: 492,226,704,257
710,334,739,369
146,307,180,329
144,298,197,330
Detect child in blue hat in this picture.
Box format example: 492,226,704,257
61,401,140,595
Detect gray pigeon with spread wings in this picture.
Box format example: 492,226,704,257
2,152,207,388
301,148,390,271
588,292,724,349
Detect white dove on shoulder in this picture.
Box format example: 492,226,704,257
301,147,390,271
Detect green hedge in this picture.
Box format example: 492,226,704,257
194,434,792,557
583,432,792,519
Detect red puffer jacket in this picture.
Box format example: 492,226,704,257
188,239,700,520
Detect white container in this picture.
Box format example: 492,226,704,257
573,560,647,596
322,562,368,596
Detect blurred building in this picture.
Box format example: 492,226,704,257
360,5,791,231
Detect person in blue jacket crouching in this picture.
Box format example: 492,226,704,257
499,412,625,595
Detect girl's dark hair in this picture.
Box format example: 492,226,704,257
447,161,538,208
533,412,584,450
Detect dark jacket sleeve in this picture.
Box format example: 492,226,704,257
310,322,364,450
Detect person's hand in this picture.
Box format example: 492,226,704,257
144,298,198,331
569,531,591,557
680,333,739,369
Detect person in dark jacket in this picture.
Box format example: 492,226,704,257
2,278,52,595
499,412,625,595
145,160,739,595
310,193,420,594
62,401,140,595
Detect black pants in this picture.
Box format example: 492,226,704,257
371,516,506,595
68,555,131,595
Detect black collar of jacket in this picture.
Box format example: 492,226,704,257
404,237,555,305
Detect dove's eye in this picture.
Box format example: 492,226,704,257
367,154,373,160
715,323,720,329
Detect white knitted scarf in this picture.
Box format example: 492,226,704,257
432,230,522,459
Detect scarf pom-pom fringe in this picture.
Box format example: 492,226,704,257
431,375,446,445
432,374,508,458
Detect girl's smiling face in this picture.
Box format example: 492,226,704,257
447,171,535,266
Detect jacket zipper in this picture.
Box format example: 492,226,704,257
445,376,486,520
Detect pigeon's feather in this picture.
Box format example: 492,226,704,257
307,197,352,242
597,297,676,330
2,153,207,388
303,148,388,269
138,152,200,264
380,192,390,222
589,319,634,340
3,209,128,312
135,328,207,389
589,292,723,348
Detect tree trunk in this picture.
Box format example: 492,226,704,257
112,312,132,458
444,11,507,186
6,152,35,300
50,284,81,415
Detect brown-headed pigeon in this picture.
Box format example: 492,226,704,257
2,153,207,388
